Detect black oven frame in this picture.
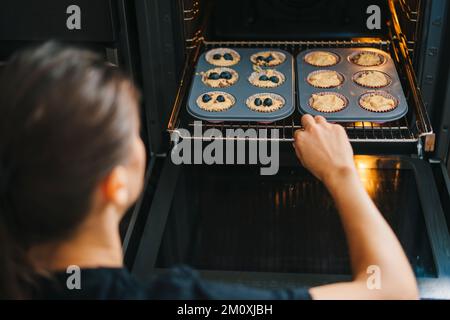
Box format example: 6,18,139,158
128,155,450,300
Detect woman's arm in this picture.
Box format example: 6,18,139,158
293,115,419,300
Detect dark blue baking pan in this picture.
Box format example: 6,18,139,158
297,48,409,123
187,48,295,122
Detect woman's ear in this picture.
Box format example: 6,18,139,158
102,166,129,209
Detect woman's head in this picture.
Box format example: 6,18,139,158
0,42,146,298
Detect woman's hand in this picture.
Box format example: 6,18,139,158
294,115,418,300
293,115,357,188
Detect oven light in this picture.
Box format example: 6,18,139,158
355,159,369,170
354,158,378,195
353,122,378,128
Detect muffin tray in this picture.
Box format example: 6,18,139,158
187,48,295,122
297,48,409,123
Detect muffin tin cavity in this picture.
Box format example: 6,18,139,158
205,48,241,67
307,70,344,89
304,51,340,67
349,51,386,67
359,91,399,113
201,67,239,88
246,93,286,113
309,92,348,113
297,48,408,123
249,69,286,88
353,70,392,89
250,51,287,67
196,91,236,112
188,48,295,122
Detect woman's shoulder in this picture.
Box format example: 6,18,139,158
35,267,142,300
35,266,205,300
36,266,311,300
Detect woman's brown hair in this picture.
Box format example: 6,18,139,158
0,42,140,299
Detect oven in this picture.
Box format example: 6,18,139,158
1,0,450,299
121,0,450,299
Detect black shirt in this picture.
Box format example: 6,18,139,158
36,266,312,300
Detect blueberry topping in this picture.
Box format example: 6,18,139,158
270,76,280,83
265,55,275,62
208,72,220,80
220,71,232,80
223,53,234,61
216,95,225,103
254,98,263,106
202,94,212,103
259,75,269,81
256,55,265,61
213,54,222,60
263,98,273,107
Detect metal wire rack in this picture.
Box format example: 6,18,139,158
168,39,433,153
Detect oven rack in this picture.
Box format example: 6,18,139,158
168,39,434,155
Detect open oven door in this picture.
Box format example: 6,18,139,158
127,155,450,300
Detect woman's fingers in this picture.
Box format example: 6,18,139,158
314,115,327,125
301,114,315,130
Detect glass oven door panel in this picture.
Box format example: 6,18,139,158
153,156,446,279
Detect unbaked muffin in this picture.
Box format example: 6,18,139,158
202,67,239,88
309,92,348,113
246,93,285,113
197,92,236,112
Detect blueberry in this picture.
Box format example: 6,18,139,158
216,95,225,103
208,72,220,80
263,98,273,107
213,54,222,60
254,98,263,106
202,94,212,103
223,53,233,61
265,55,274,62
259,75,269,81
270,76,279,83
256,55,265,61
220,71,232,80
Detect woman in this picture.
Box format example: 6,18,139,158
0,42,418,300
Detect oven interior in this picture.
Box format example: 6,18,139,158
206,0,390,40
168,0,434,157
127,0,450,297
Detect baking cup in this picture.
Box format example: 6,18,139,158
250,51,287,67
358,91,399,113
308,92,348,113
196,92,236,112
306,70,345,89
205,48,241,67
246,93,286,113
352,70,392,89
348,51,386,67
201,67,239,88
303,51,340,67
248,70,286,88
